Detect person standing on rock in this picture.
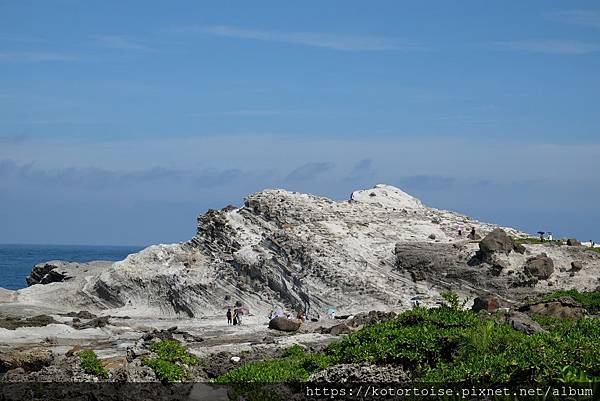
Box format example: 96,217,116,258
226,308,232,325
232,309,238,326
469,227,476,240
458,224,464,236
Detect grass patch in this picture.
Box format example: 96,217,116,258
78,350,108,379
142,339,200,383
514,237,563,246
216,345,330,383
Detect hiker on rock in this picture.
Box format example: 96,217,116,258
469,227,476,240
226,308,232,325
232,309,238,326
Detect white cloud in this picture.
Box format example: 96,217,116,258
184,25,424,51
0,52,84,62
495,39,600,55
545,9,600,28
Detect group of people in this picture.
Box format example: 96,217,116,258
226,307,243,326
457,224,477,240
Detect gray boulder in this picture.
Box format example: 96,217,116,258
524,253,554,280
506,311,546,335
328,323,352,336
566,238,581,246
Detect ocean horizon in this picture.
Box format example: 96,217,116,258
0,243,144,291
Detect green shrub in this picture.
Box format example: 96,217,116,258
216,346,330,384
78,350,108,379
142,339,200,383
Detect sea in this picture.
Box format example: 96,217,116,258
0,244,143,291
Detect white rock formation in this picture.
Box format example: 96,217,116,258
2,185,598,320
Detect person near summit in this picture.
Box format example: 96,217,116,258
458,224,464,236
232,309,238,326
226,308,232,325
469,227,476,240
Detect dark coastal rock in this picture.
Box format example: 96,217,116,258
472,295,500,313
479,228,515,256
73,316,110,330
524,253,554,280
566,238,581,246
26,261,73,286
60,311,97,320
0,315,60,330
268,317,301,332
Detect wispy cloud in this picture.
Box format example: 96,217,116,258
286,162,334,181
495,39,600,55
0,52,84,62
545,9,600,27
93,35,153,51
184,25,424,51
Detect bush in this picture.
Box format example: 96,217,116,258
78,350,108,379
142,339,200,383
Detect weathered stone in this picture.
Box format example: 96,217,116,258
479,228,514,255
524,253,554,280
506,311,546,335
472,295,500,313
0,349,54,372
570,261,583,271
566,238,581,246
268,317,301,332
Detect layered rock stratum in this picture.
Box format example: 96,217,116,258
1,184,599,321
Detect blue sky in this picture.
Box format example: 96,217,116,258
1,0,599,245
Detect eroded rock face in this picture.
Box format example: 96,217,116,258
0,349,54,373
472,295,500,313
520,297,587,319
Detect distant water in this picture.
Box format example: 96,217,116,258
0,244,143,291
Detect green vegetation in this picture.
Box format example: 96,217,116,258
327,301,600,385
514,237,562,246
142,339,200,383
535,289,600,314
217,345,330,383
78,350,108,379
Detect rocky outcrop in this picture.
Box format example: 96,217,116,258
472,295,501,313
26,261,73,286
519,297,588,319
0,349,54,373
567,238,581,246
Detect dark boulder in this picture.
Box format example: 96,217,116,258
524,253,554,280
268,317,301,332
472,295,500,313
26,261,73,286
570,261,583,272
566,238,581,246
348,311,396,327
479,228,515,255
